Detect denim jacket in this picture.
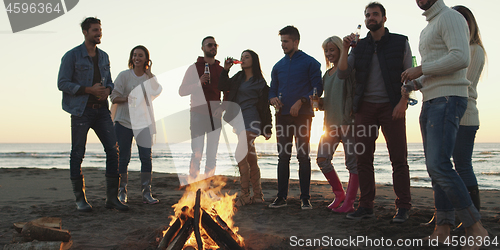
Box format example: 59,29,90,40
58,42,113,117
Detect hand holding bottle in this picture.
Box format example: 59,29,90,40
402,80,421,106
350,25,362,47
199,74,209,85
145,60,154,78
342,33,357,50
270,93,283,114
202,63,210,85
312,87,319,111
223,57,234,71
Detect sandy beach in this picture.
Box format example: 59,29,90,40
0,167,499,250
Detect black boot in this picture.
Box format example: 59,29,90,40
468,185,480,211
454,185,480,232
71,176,92,212
141,172,159,204
105,176,129,211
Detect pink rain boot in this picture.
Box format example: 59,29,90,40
332,173,358,213
324,170,345,210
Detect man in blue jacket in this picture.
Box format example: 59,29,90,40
58,17,127,212
268,25,322,209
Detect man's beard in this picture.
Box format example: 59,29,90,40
419,0,437,10
204,51,216,58
367,21,383,32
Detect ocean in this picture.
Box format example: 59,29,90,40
1,142,499,190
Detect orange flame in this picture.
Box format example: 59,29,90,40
163,175,244,249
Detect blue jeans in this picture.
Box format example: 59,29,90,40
70,106,119,178
317,125,357,174
276,115,312,200
115,122,152,173
453,125,479,187
420,96,480,227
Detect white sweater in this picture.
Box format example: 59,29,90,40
461,44,485,126
416,0,470,102
110,69,162,129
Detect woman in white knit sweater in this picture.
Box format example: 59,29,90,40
451,4,486,230
110,45,162,205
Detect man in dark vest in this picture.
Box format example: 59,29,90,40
338,2,412,223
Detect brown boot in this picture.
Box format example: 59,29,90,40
236,159,252,206
249,157,264,204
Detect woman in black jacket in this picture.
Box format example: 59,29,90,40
219,49,272,206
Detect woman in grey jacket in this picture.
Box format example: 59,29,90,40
219,50,272,206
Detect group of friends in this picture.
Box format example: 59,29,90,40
57,0,487,248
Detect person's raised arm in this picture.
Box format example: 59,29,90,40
338,34,356,79
218,58,234,91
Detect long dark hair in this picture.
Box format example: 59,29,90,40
128,45,151,71
242,49,263,81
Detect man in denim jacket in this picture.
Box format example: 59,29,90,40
57,17,127,212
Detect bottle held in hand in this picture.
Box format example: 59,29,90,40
403,81,421,106
350,24,362,48
95,77,106,99
312,87,319,111
274,93,282,114
204,63,210,84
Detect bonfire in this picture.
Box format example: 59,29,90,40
157,175,244,250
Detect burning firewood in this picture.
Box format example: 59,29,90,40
21,221,71,242
201,209,243,250
157,218,181,250
159,176,244,249
165,217,194,250
193,189,203,250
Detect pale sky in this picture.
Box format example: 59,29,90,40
0,0,498,144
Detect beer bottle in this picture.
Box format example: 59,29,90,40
204,63,210,84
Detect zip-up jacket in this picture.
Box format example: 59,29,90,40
269,50,322,116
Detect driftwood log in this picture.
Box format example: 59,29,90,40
21,221,71,242
165,217,194,250
201,209,243,250
13,217,62,233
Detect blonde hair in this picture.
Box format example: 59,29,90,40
452,5,487,78
322,36,343,70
